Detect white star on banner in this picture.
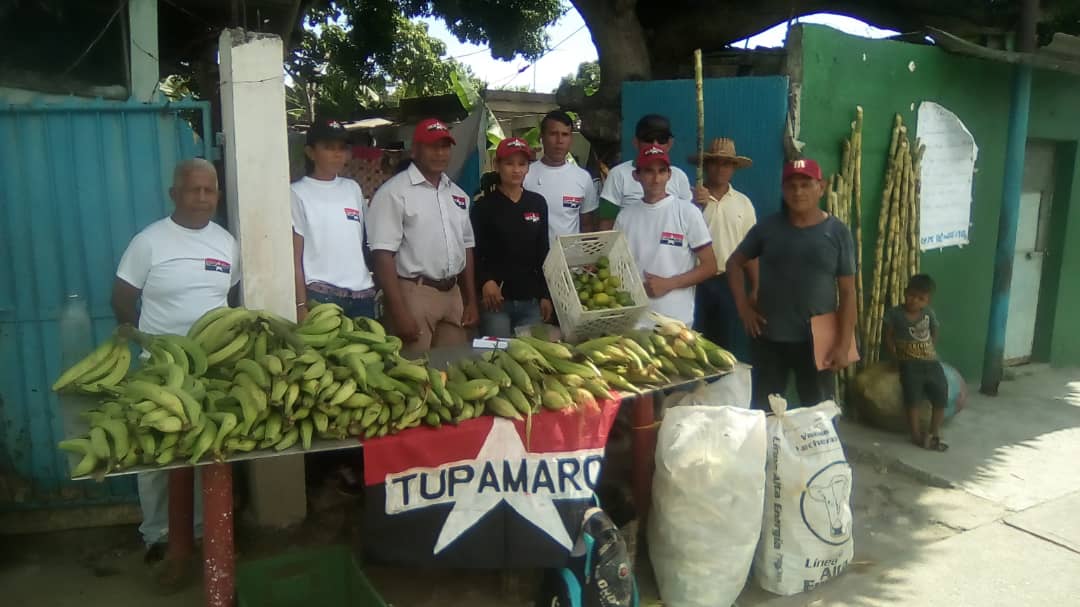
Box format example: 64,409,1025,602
433,418,575,554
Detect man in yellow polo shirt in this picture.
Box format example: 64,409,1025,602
689,138,757,355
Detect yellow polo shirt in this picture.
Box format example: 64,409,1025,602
701,186,756,271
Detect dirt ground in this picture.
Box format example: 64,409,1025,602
0,454,999,607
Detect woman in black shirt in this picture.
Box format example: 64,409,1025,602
471,137,554,337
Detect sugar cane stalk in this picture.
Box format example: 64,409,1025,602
852,107,864,362
910,142,926,275
867,115,903,362
694,49,705,188
893,141,912,307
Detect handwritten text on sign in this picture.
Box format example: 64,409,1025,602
917,102,978,251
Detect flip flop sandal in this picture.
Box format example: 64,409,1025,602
910,434,925,448
925,435,949,452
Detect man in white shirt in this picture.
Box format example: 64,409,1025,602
615,145,716,324
598,114,693,230
111,158,240,575
523,110,598,243
366,118,479,354
689,138,758,356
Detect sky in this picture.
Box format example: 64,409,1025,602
422,10,899,93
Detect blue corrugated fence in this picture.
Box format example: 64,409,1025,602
0,97,211,511
621,77,789,216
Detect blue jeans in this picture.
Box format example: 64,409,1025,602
480,299,543,338
306,288,376,319
694,274,749,362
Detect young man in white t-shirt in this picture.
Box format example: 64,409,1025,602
614,146,716,324
291,119,376,320
111,158,240,578
522,110,599,243
598,114,693,230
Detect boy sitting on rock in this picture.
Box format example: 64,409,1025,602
885,274,949,451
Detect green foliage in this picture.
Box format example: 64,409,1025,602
559,61,600,96
285,12,485,121
285,0,563,121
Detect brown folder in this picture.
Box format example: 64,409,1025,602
811,312,860,371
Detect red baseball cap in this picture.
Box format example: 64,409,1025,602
495,137,535,161
413,118,456,146
782,158,823,181
635,144,671,168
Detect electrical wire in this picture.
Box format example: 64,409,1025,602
485,24,588,88
60,0,128,77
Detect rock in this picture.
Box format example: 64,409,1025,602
849,362,966,433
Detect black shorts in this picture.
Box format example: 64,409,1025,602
898,360,948,410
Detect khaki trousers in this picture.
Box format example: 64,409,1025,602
392,279,467,355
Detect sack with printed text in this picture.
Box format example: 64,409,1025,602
753,396,853,596
648,405,766,607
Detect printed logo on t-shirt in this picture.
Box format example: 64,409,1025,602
524,212,541,223
659,232,685,247
204,258,232,274
562,195,583,210
344,208,361,222
451,195,467,209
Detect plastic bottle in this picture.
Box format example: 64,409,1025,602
59,293,93,370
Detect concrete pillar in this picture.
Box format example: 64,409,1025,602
218,28,307,527
128,0,159,102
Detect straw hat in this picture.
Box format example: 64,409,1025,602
688,137,753,168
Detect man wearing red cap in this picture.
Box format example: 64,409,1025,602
615,145,716,324
726,158,856,408
366,118,479,353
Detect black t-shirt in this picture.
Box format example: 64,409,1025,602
735,212,855,342
470,187,550,301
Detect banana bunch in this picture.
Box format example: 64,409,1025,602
54,303,740,480
198,303,423,446
569,318,736,391
57,358,213,476
439,338,616,421
51,334,133,394
611,320,735,381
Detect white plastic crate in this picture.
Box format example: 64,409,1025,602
543,231,650,343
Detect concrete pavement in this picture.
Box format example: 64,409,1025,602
730,365,1080,606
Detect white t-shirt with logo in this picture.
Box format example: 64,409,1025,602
600,160,693,210
116,217,241,336
523,160,599,243
290,176,375,291
614,195,712,324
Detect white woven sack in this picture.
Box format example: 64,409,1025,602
649,405,766,607
753,396,854,596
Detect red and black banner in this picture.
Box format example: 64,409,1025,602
363,400,620,568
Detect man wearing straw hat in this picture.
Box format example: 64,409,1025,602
689,138,758,356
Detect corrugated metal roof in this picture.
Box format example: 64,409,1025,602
929,28,1080,74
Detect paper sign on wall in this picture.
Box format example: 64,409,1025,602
917,102,978,250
